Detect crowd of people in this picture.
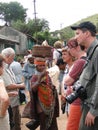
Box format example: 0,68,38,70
0,21,98,130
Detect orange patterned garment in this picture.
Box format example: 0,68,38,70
38,75,55,115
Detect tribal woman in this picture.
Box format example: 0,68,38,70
29,57,59,130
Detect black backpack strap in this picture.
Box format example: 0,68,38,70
87,44,98,61
56,50,62,56
80,56,87,60
84,44,98,68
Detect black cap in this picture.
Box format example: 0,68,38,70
71,21,96,33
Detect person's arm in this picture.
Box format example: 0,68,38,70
8,91,18,97
31,71,48,92
64,75,74,86
85,57,98,126
0,79,10,117
22,63,32,79
6,83,25,90
30,75,40,92
65,59,85,86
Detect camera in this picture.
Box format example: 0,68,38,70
65,81,87,104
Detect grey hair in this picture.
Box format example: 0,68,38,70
1,47,15,58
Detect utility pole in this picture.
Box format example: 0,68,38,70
60,23,63,29
33,0,37,21
33,0,37,39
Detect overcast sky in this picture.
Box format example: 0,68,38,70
1,0,98,31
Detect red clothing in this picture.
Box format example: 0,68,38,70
69,58,86,81
66,58,86,130
69,58,86,105
30,73,59,130
66,104,82,130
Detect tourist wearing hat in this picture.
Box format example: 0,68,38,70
71,21,98,130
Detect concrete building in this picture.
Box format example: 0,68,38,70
0,26,37,54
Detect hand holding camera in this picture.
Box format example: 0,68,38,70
65,81,87,104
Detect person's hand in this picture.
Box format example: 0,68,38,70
39,70,49,81
19,83,25,89
41,70,48,77
8,91,18,97
85,111,96,126
61,95,66,103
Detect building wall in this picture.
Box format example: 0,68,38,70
0,26,28,54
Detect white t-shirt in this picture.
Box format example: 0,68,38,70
53,48,62,60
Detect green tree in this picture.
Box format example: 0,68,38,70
11,20,29,33
12,18,50,35
0,2,27,25
33,30,50,44
27,18,49,35
12,18,53,44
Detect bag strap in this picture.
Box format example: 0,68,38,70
87,44,98,61
56,50,62,56
83,44,98,82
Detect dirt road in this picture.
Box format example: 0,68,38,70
20,96,67,130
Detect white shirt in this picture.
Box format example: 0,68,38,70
47,65,60,92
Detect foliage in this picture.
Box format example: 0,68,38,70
0,2,27,25
1,1,98,45
33,30,59,46
27,18,49,35
11,20,29,33
33,30,50,43
12,18,49,35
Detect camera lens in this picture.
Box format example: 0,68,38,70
65,85,87,104
66,92,79,104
